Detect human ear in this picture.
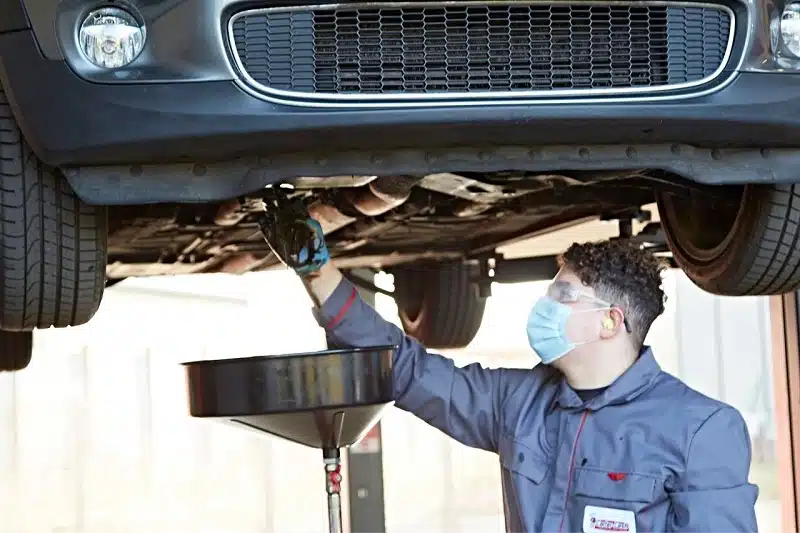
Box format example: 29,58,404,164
599,308,624,339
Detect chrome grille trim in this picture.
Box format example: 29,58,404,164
226,1,736,106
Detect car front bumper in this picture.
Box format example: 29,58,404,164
4,0,800,204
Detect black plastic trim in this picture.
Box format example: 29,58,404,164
0,1,29,33
226,1,742,106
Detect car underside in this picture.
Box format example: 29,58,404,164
104,172,682,280
99,170,745,354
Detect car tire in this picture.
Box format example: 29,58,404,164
392,261,486,349
0,330,33,372
656,183,800,296
1,88,108,330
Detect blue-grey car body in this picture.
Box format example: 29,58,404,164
313,278,759,532
8,0,795,80
3,0,800,205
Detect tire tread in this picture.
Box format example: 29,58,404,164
394,262,486,349
0,88,106,330
745,185,800,295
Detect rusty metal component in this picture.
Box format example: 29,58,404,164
307,176,422,234
418,173,528,204
452,200,493,217
308,202,358,235
213,177,422,240
217,252,261,273
345,176,422,216
292,176,378,188
214,199,248,226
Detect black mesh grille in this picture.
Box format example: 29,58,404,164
230,3,732,97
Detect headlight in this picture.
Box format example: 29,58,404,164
78,7,146,69
781,3,800,57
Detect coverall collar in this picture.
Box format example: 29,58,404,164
555,345,661,411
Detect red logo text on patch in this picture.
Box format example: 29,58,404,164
590,516,630,532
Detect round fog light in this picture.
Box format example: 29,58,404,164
78,7,145,69
782,3,800,57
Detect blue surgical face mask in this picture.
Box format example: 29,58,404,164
526,296,608,364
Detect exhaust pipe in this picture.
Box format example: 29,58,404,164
309,176,422,234
213,177,422,274
214,177,421,234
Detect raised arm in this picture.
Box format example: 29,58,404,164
257,202,539,452
667,406,759,532
302,262,528,453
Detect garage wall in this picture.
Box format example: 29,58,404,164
0,268,783,533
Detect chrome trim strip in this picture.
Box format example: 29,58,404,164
226,0,737,106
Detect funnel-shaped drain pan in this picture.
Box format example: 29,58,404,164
183,345,396,449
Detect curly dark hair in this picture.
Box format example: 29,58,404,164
557,239,667,350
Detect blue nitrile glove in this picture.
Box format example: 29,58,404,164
292,218,330,277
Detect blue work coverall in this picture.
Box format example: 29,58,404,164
313,278,760,532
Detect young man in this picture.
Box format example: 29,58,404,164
274,217,759,532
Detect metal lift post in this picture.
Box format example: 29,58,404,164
343,269,388,533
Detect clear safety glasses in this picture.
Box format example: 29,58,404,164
545,280,632,333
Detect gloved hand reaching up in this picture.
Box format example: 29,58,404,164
256,191,330,277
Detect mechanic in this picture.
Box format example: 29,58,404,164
263,211,759,533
